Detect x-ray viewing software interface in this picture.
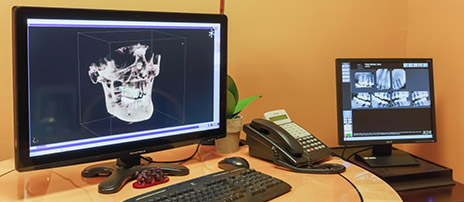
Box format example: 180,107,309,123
26,19,222,157
340,61,434,142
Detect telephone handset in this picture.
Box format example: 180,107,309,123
244,110,345,174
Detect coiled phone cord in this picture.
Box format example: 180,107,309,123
271,146,346,174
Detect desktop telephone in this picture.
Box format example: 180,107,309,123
243,110,345,174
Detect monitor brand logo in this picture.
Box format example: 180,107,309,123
130,150,146,155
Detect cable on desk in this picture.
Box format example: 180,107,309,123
338,173,364,202
140,141,202,164
341,145,347,159
0,168,14,178
53,171,92,201
344,146,372,161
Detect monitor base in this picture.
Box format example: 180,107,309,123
81,156,189,194
356,149,420,167
332,146,455,191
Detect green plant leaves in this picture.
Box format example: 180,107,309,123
227,75,239,104
231,95,262,118
226,90,237,119
226,75,261,119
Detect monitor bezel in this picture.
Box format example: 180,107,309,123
13,6,227,171
335,58,437,146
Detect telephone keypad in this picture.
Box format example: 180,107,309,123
281,123,326,153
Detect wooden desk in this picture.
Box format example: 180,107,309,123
0,145,401,201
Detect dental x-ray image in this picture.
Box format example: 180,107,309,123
411,91,431,106
354,72,374,88
352,92,371,108
372,92,391,108
376,69,391,90
392,69,406,90
392,91,410,107
88,43,161,123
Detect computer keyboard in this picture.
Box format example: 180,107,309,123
123,168,292,202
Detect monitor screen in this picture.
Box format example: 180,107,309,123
336,58,436,145
13,7,227,171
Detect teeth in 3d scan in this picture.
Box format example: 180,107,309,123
88,43,161,122
392,69,406,90
376,69,391,90
392,91,410,107
372,92,391,108
352,92,371,108
354,72,374,88
411,91,430,107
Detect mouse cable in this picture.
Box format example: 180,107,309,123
0,168,15,178
338,173,364,202
140,141,202,164
271,147,346,174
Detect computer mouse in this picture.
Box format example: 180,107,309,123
218,157,250,170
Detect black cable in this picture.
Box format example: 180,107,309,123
341,145,347,159
338,173,364,202
140,141,202,164
0,169,14,178
345,147,372,161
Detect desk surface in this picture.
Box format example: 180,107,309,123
0,145,401,202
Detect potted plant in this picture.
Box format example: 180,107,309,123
215,75,261,153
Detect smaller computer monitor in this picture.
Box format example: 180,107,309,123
335,58,436,167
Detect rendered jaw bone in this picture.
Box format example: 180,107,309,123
88,43,161,122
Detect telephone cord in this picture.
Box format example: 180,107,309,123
271,147,363,201
271,146,346,174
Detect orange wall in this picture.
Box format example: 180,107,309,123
400,0,464,184
4,0,461,184
0,0,407,161
226,1,407,148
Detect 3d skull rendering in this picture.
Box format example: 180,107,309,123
88,43,161,122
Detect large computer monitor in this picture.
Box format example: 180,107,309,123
13,6,227,193
335,58,436,167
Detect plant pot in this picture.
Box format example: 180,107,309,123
215,115,242,153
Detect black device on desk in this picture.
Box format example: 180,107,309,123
124,168,292,202
218,157,250,170
244,109,345,174
13,6,227,194
335,58,437,167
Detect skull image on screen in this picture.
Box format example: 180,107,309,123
88,43,161,123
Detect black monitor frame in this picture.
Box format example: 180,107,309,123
13,6,227,172
335,58,437,167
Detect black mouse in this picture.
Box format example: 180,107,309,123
218,157,250,170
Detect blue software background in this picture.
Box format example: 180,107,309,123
28,27,215,146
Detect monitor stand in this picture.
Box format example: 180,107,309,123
355,144,420,168
81,155,189,194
